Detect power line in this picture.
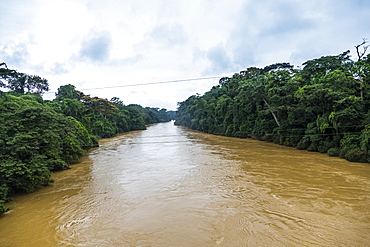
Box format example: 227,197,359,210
44,75,224,94
81,76,222,91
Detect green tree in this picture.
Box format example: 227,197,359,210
55,84,84,101
0,63,17,90
0,93,96,213
176,49,370,163
7,73,49,95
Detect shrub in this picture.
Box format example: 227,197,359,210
344,148,368,163
327,148,341,157
0,184,11,214
317,140,332,153
296,136,310,150
307,142,319,152
261,134,274,142
272,136,280,144
339,147,350,159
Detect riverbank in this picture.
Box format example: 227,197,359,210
0,91,174,214
1,122,370,246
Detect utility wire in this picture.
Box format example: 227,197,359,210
43,75,224,94
80,76,222,91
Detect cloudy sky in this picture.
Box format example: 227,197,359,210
1,0,369,110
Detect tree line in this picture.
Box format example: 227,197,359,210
0,63,174,213
176,45,370,165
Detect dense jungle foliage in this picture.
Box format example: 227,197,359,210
0,63,173,213
176,49,370,164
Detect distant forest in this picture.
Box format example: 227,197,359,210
176,43,370,165
0,63,174,213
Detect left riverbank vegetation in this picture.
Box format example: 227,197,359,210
176,41,370,164
0,62,174,214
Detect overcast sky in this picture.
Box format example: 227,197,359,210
1,0,369,110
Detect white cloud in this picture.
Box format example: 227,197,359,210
77,31,112,62
1,0,370,110
205,43,234,74
0,40,30,67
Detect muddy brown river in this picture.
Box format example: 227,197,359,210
1,121,370,246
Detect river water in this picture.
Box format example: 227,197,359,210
1,121,370,246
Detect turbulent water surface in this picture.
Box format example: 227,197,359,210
1,121,370,246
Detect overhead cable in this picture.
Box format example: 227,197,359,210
43,75,225,94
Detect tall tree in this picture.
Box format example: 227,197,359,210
55,84,83,101
7,73,49,95
0,62,17,90
353,39,370,98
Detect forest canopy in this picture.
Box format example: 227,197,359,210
0,64,174,213
176,47,370,164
